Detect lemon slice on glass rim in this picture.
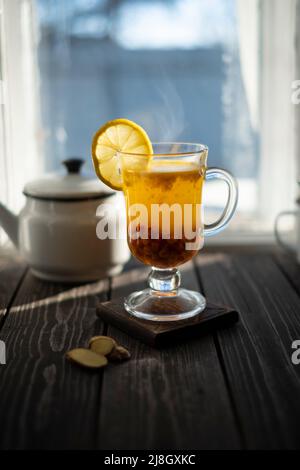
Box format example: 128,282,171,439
91,118,153,190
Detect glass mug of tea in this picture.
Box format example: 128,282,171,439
119,143,238,321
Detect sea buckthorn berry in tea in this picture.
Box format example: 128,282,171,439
129,228,200,268
123,162,204,268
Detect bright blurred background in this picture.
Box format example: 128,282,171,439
0,0,299,246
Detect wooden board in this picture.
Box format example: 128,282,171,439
0,271,109,449
195,252,300,449
97,297,239,347
97,262,241,450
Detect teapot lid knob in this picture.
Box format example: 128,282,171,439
62,158,84,174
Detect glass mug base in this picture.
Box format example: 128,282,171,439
124,287,206,322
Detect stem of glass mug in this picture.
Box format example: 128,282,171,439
148,267,181,296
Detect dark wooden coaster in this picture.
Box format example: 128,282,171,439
96,298,239,347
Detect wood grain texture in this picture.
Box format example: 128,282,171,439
0,256,26,322
195,252,300,449
98,262,241,450
0,271,109,449
1,249,299,450
274,251,300,296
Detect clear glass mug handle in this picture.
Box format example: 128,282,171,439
204,167,239,237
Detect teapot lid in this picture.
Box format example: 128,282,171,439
23,158,114,201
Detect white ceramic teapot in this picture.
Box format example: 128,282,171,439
0,158,130,282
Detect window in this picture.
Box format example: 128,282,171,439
0,0,298,246
37,1,249,171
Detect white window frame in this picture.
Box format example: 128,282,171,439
0,0,42,246
206,0,298,245
258,0,297,222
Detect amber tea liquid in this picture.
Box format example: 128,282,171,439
123,162,204,268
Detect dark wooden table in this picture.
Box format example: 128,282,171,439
0,247,300,450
